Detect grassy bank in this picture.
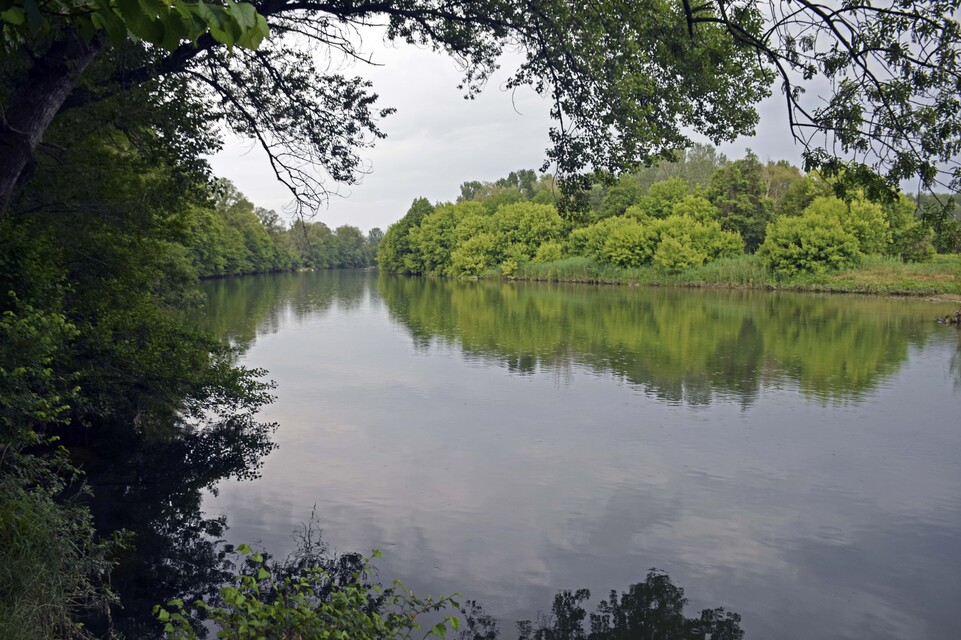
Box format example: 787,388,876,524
510,254,961,297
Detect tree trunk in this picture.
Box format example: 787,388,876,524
0,32,103,213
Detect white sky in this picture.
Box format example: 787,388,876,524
208,34,804,234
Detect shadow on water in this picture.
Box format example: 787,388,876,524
59,387,277,637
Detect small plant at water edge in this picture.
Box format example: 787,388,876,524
155,546,460,640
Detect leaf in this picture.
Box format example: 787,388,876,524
430,622,448,640
257,568,270,580
1,7,25,25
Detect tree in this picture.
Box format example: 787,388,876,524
377,198,434,273
706,151,774,252
4,1,961,220
0,0,269,211
758,210,862,276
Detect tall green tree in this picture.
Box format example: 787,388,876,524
706,151,774,252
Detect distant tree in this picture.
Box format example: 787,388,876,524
378,198,435,273
335,225,367,267
762,160,804,209
777,174,834,218
706,151,774,253
636,178,690,219
597,175,644,219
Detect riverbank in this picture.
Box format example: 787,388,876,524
509,254,961,299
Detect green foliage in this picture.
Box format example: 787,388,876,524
761,160,804,210
597,174,644,219
706,151,774,253
776,174,833,217
893,223,936,264
635,178,690,218
598,215,742,272
0,463,119,640
567,216,629,259
600,218,656,268
378,198,434,273
652,235,709,273
532,240,563,264
488,202,564,259
450,233,498,277
670,195,718,222
759,211,862,277
801,195,889,255
917,194,961,255
408,203,472,275
0,293,77,435
655,215,743,271
156,549,458,640
0,0,268,53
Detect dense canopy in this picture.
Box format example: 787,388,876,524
2,1,960,215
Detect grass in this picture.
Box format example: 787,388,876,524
512,254,961,297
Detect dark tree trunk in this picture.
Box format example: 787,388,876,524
0,31,103,213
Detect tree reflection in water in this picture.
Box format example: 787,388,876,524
60,399,277,638
457,569,743,640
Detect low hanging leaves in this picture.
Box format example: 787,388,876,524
0,0,269,52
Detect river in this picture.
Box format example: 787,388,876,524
195,269,961,640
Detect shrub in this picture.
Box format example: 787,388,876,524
156,548,458,640
600,219,658,267
567,216,627,258
805,195,890,255
893,222,936,263
653,235,709,272
758,212,862,276
670,195,719,222
449,232,498,276
532,240,563,263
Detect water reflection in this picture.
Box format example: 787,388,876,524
194,271,961,640
459,569,743,640
196,270,369,349
376,274,949,405
61,395,276,637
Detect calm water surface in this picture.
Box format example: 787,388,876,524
199,270,961,640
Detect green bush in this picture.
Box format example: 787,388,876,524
652,235,708,272
600,218,657,267
758,212,862,276
532,240,564,263
567,216,627,258
599,214,743,272
449,232,498,276
156,548,458,640
670,195,719,222
0,447,119,640
805,195,891,255
893,222,936,263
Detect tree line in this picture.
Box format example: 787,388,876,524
191,180,382,277
379,147,961,279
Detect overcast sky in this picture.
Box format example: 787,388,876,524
208,33,804,234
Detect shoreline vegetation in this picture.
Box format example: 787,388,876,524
509,254,961,299
375,151,961,305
